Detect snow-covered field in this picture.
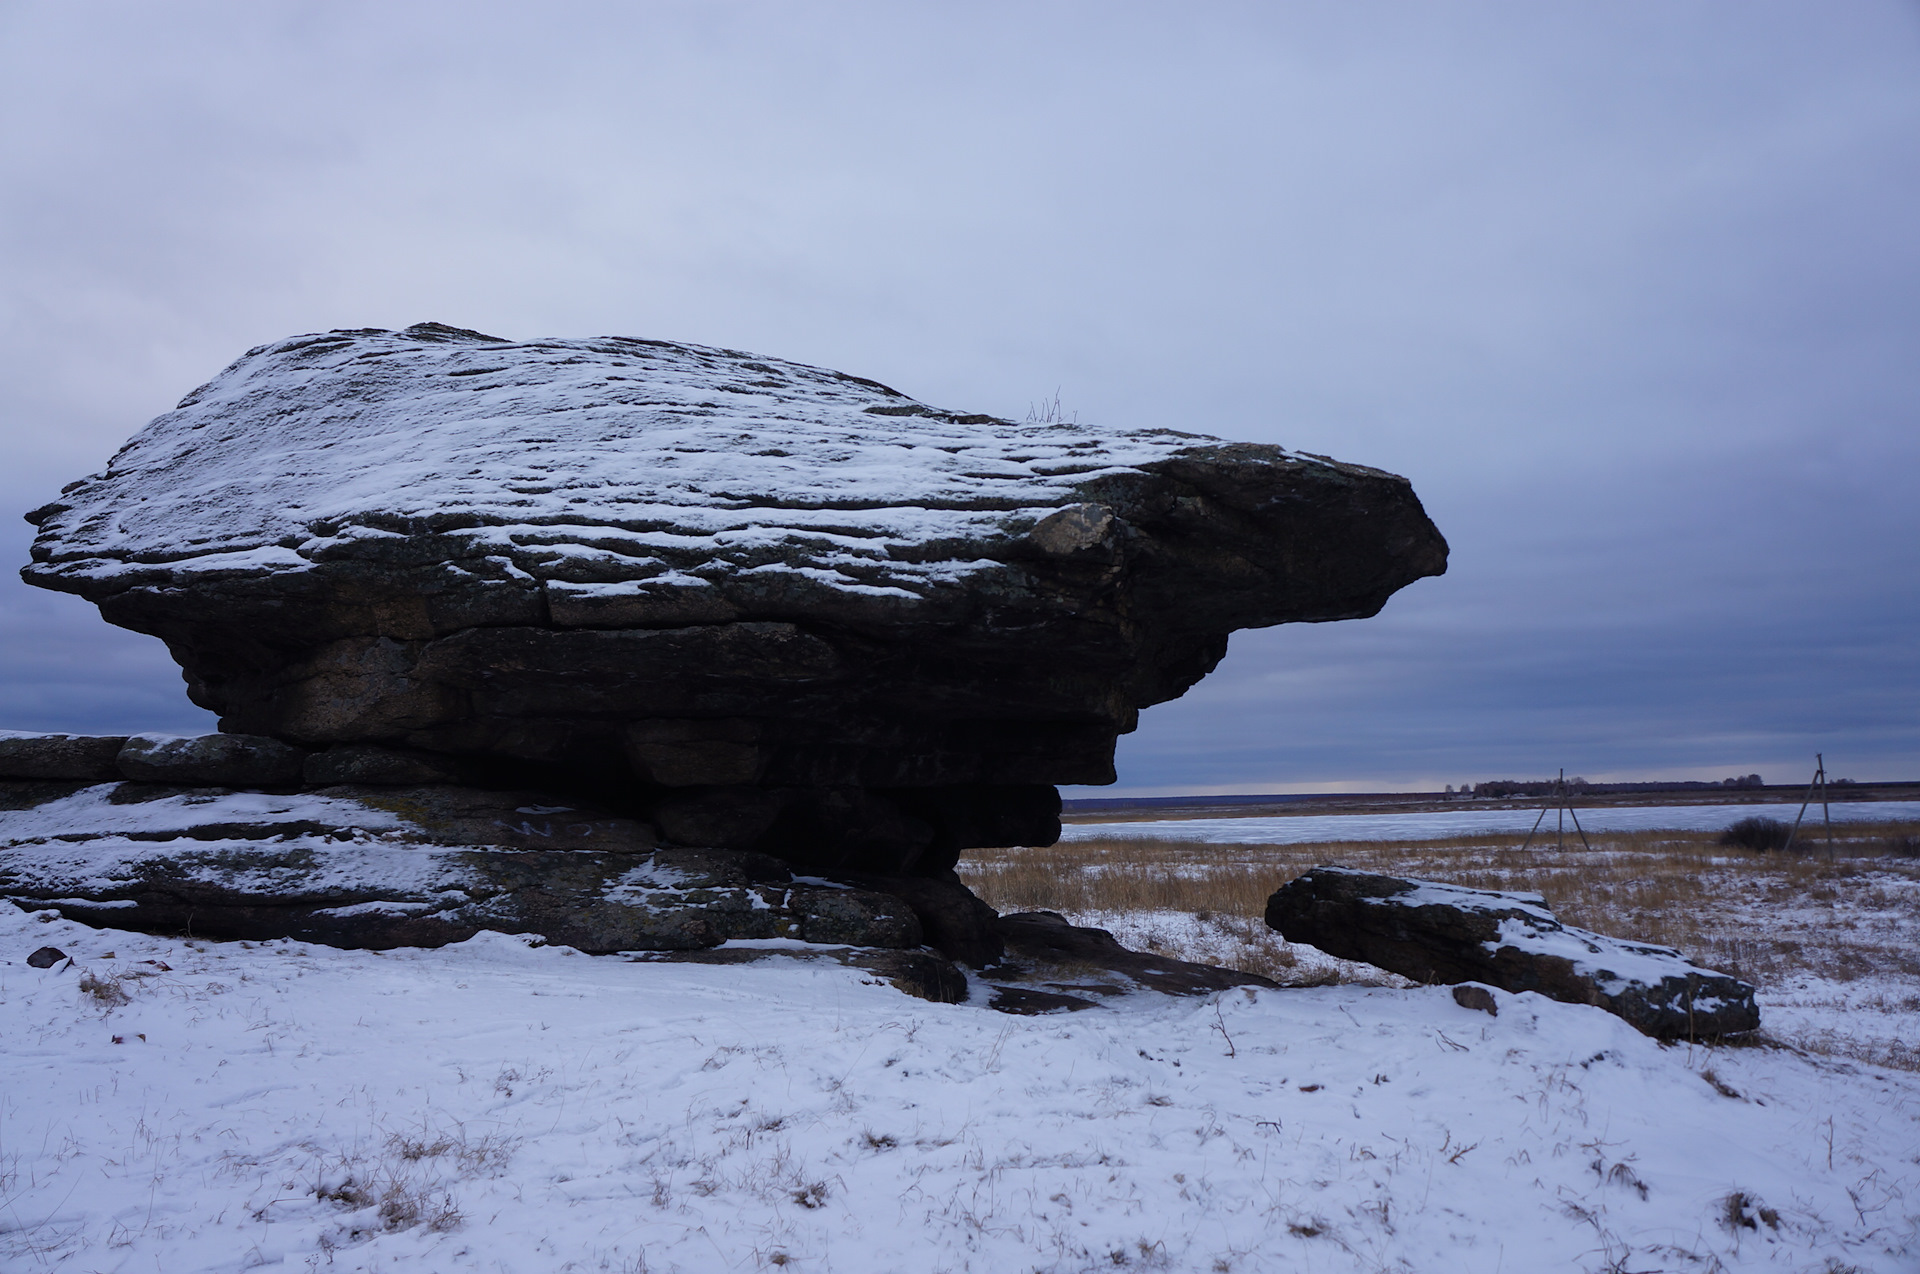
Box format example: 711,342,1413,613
5,900,1917,1273
1059,802,1920,846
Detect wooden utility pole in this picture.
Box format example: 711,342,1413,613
1521,768,1593,852
1782,753,1833,859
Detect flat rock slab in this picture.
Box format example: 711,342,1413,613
0,732,127,781
1,782,1273,1010
0,732,479,789
0,782,965,980
116,733,307,786
1264,866,1760,1038
985,985,1106,1015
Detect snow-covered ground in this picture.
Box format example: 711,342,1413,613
5,902,1917,1273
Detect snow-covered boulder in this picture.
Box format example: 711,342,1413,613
21,323,1446,872
1264,866,1760,1038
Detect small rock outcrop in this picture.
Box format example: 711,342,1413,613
21,323,1446,876
1264,867,1760,1038
990,909,1274,1013
0,732,127,781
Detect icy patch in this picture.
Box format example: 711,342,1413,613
0,783,408,841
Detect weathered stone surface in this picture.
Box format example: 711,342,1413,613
788,886,923,948
842,871,1006,967
303,745,473,786
0,732,127,781
117,733,307,786
0,781,1008,987
22,324,1446,872
2,779,1289,1006
1264,867,1760,1038
994,910,1278,997
1451,984,1498,1015
27,945,67,968
0,784,740,951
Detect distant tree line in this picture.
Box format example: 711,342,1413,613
1446,775,1768,798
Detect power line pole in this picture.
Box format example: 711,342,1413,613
1782,753,1833,860
1521,767,1592,852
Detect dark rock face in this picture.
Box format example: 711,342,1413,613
116,733,308,786
1265,867,1760,1038
841,871,1007,967
2,780,1290,1007
788,886,923,948
21,324,1446,873
995,910,1278,998
302,744,473,786
0,781,964,981
0,733,128,781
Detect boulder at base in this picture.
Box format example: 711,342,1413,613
2,780,1282,1007
1264,866,1759,1038
0,732,128,781
21,324,1446,875
0,781,965,996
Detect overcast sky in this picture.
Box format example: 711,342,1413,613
3,2,1916,794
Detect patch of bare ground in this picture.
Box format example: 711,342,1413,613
958,822,1920,1069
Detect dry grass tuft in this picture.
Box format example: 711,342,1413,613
305,1124,513,1239
76,969,131,1007
959,821,1920,1063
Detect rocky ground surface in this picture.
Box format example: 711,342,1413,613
0,778,1267,1011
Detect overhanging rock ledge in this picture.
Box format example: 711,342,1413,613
21,323,1447,876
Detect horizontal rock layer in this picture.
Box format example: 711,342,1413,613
0,731,1058,876
21,324,1445,872
0,781,995,977
1265,866,1760,1038
3,781,1280,1007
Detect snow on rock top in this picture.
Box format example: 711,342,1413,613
25,322,1289,596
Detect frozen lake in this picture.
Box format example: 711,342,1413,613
1058,799,1920,845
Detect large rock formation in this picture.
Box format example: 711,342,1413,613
22,323,1445,874
1265,867,1761,1038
